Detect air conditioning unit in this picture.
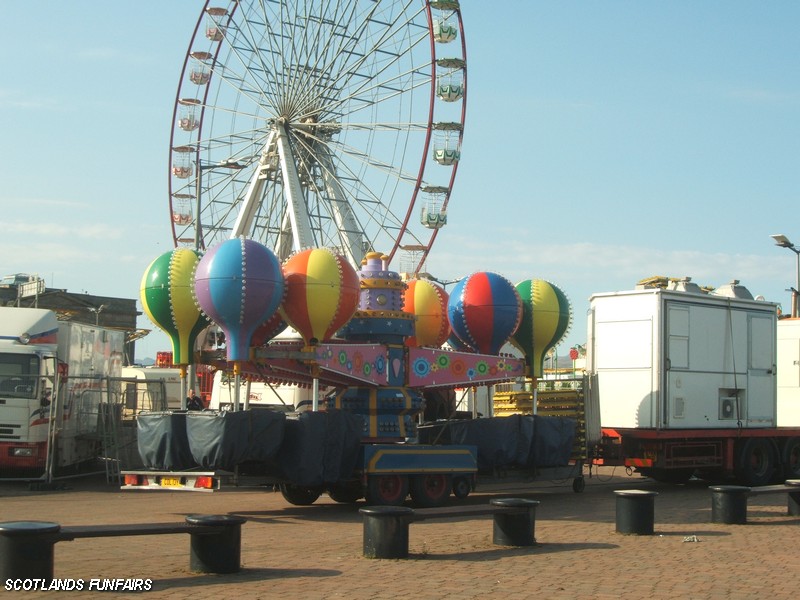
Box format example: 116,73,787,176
719,396,737,420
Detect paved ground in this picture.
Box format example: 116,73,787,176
1,467,797,599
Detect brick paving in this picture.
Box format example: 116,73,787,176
1,468,797,599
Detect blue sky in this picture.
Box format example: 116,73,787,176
3,2,799,362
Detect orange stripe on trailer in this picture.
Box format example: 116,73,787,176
625,458,654,468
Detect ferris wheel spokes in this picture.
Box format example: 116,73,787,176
169,1,467,275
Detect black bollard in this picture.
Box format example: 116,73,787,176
614,490,658,535
786,480,800,517
0,521,61,580
490,498,540,546
360,506,414,559
709,485,750,524
185,515,246,574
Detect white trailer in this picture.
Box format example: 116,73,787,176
121,366,183,412
0,307,124,479
208,370,313,412
777,317,800,426
588,285,777,430
587,282,800,485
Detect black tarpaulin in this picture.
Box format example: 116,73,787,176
451,415,535,469
277,410,362,487
186,409,286,470
137,411,195,471
532,415,576,467
419,415,534,469
418,414,575,470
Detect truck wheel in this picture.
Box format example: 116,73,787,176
327,482,363,504
572,477,586,493
735,438,775,487
452,476,471,499
782,437,800,479
366,474,408,506
410,474,451,508
279,483,323,506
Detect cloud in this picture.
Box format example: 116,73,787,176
427,237,786,290
0,89,59,110
0,242,99,276
4,197,89,209
6,220,119,241
424,236,791,348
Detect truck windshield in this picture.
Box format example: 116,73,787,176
0,353,39,399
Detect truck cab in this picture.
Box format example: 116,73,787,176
0,307,124,478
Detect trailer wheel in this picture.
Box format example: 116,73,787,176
782,437,800,479
366,474,409,506
327,482,363,504
279,483,323,506
735,438,775,487
452,476,471,499
410,474,452,508
572,477,586,493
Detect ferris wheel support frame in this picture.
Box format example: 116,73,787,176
319,149,364,267
231,130,276,239
274,120,315,251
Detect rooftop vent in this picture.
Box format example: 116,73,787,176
710,280,754,300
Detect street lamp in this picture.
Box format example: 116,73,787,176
419,273,459,289
195,159,245,249
770,233,800,318
89,304,107,326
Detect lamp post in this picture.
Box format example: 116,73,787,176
89,304,107,326
770,233,800,318
419,273,459,289
194,159,245,250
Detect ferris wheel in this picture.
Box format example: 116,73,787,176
168,0,467,274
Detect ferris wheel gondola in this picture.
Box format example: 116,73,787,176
168,0,467,274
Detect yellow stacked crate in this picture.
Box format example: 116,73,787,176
492,390,534,416
536,380,586,461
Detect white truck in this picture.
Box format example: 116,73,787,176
121,366,183,412
208,369,313,412
587,279,800,485
0,307,124,480
777,317,800,426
